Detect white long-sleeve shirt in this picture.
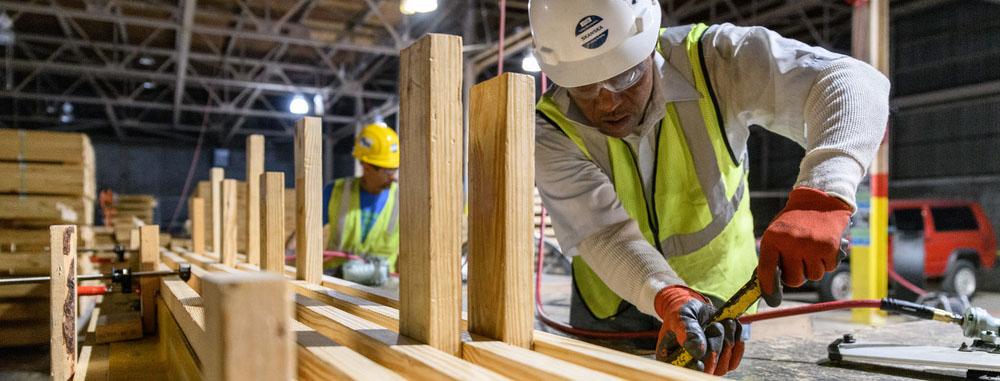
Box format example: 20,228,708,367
535,24,890,316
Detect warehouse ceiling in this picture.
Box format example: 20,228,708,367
0,0,941,144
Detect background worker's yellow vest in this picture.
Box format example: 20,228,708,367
536,24,757,319
326,178,400,271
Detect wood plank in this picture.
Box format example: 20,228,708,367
246,135,265,266
468,72,536,348
462,340,621,381
95,312,143,344
0,129,91,164
220,179,238,267
532,331,715,380
140,225,161,334
295,117,323,283
0,320,49,347
50,224,77,381
0,194,82,223
202,272,294,381
398,33,464,356
261,172,286,274
159,277,209,362
190,197,205,256
0,282,48,298
295,295,507,380
0,299,48,321
293,320,404,381
157,298,202,381
210,168,223,254
0,252,50,275
0,162,94,199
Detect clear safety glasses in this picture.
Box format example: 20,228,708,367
567,59,649,100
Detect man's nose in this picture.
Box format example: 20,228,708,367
598,89,623,112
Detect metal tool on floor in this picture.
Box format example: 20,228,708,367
828,306,1000,379
0,264,191,295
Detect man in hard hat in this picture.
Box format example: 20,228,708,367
321,123,400,272
530,1,889,375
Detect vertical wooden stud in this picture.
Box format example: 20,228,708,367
210,167,224,253
467,73,536,348
203,272,294,381
190,197,205,256
261,172,286,274
128,228,141,270
246,134,265,266
140,225,161,334
398,33,463,356
50,225,77,381
221,179,238,266
295,117,322,283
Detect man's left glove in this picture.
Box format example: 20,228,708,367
653,285,744,376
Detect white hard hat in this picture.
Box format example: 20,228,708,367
529,0,662,88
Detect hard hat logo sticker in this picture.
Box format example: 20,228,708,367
360,136,373,149
575,15,608,50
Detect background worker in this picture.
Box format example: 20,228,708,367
530,0,889,376
321,123,400,274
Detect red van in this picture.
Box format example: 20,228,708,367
819,200,997,301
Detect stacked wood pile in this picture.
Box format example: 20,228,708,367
0,130,96,252
0,130,97,347
192,179,296,253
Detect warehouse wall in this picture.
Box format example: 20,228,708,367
94,135,357,234
890,0,1000,242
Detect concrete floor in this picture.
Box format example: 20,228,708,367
534,268,1000,380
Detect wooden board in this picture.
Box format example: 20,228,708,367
190,197,205,256
156,298,202,381
195,180,297,254
202,272,294,381
0,129,93,164
95,312,143,344
210,168,223,253
50,225,77,380
295,295,507,380
261,172,286,274
532,331,715,380
398,33,464,356
220,180,238,267
0,252,51,276
0,162,95,199
462,340,621,381
245,135,264,266
468,73,536,348
0,228,91,251
294,117,323,284
293,320,405,381
140,225,161,334
0,299,48,321
0,195,87,224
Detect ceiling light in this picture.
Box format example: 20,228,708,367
142,81,156,89
313,94,325,115
138,56,155,66
59,113,73,124
400,0,438,15
521,53,541,73
61,102,73,114
289,95,309,115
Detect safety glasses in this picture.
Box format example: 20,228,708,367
567,59,649,100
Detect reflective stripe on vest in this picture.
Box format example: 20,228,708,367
537,24,758,319
326,178,401,271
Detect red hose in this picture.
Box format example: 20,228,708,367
888,268,928,296
738,299,881,324
497,0,506,74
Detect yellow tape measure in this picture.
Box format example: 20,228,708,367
661,274,762,367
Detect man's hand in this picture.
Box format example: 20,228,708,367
757,186,852,307
654,286,744,376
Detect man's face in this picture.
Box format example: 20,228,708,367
362,163,397,191
568,56,654,138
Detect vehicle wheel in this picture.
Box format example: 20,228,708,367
944,259,977,298
818,264,852,302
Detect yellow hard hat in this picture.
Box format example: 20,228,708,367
353,123,400,169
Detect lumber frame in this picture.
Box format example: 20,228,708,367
398,33,464,356
50,224,77,381
261,171,286,274
202,272,294,381
295,117,323,283
210,167,224,253
220,179,238,266
190,197,205,255
140,225,161,334
246,134,265,266
468,72,536,348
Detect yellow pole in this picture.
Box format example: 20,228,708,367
850,0,890,325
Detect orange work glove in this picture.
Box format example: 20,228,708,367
653,286,744,376
757,186,852,307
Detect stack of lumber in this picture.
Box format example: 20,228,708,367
113,194,157,225
533,187,556,241
193,180,296,252
0,129,96,251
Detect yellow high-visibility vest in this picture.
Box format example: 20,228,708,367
326,178,400,271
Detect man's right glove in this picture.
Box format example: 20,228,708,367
653,285,744,376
